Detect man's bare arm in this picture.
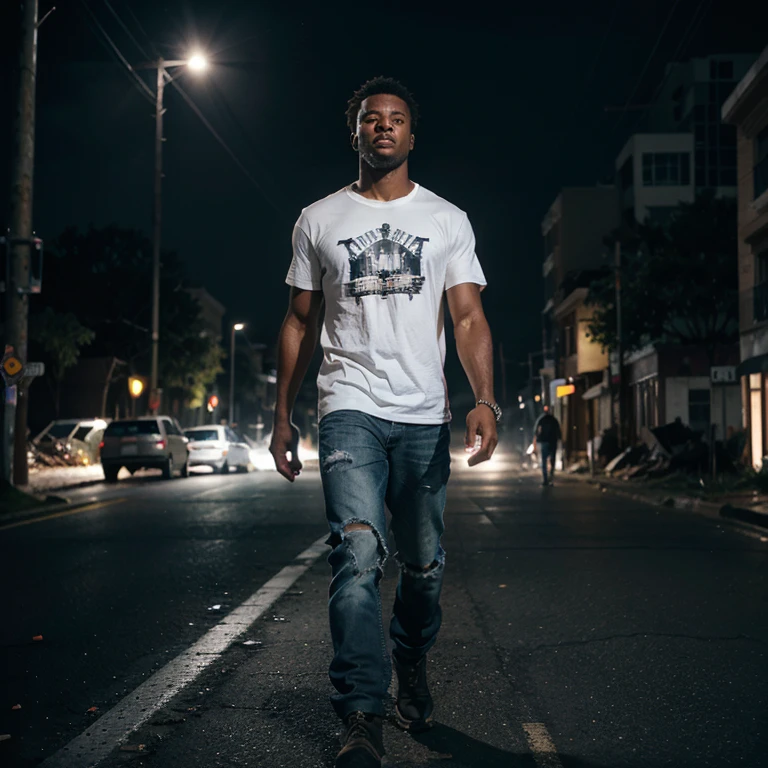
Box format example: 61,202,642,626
270,287,324,481
446,282,498,466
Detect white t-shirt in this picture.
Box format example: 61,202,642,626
285,183,487,424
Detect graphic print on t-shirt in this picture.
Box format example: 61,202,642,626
337,222,429,303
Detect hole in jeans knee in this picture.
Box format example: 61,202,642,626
343,522,372,533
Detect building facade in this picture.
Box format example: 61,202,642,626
541,186,618,460
645,54,756,194
616,133,696,226
722,47,768,468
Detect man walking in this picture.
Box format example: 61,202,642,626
534,405,561,486
270,77,500,768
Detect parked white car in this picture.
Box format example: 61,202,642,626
184,426,250,474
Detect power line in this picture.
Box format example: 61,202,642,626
79,0,154,103
122,1,160,57
611,0,684,131
626,0,713,135
205,78,283,196
102,0,151,61
546,0,623,175
168,78,284,216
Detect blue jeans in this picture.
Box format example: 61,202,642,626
319,410,451,720
540,442,556,484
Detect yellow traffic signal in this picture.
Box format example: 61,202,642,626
128,376,145,399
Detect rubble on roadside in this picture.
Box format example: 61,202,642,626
603,420,738,481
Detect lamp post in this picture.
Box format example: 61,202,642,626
145,52,208,413
230,323,245,426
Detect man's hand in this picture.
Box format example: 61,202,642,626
465,406,498,467
270,420,303,481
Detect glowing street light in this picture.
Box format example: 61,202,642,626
188,53,208,72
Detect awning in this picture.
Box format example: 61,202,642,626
582,383,609,401
736,354,768,377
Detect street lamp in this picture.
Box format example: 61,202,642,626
230,323,245,426
147,52,208,414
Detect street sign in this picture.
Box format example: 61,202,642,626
3,355,22,378
710,366,736,384
556,384,576,398
24,362,45,378
1,346,24,385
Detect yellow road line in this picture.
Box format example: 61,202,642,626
0,498,128,531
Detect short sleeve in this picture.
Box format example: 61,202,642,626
285,222,323,291
444,214,487,291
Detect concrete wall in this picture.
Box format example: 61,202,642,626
615,134,696,224
664,377,741,438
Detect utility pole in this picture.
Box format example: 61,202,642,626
615,239,623,450
149,61,165,414
5,0,38,486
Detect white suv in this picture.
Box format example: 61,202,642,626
100,417,189,482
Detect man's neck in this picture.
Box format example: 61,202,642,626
352,162,414,202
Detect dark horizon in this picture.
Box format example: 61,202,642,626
1,0,765,395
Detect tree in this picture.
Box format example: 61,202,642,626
586,192,738,362
30,307,95,417
38,225,225,409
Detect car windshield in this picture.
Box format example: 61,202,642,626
105,420,159,437
46,423,77,439
185,429,220,442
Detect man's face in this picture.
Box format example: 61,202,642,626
355,93,414,171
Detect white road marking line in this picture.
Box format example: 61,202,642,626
478,513,493,525
522,722,563,767
40,534,329,768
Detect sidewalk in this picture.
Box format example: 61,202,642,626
553,466,768,532
22,464,106,496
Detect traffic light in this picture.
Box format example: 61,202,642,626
207,394,220,412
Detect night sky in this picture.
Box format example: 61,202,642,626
1,1,765,399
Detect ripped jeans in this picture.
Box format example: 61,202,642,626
319,409,451,720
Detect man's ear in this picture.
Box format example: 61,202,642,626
351,134,359,151
410,134,415,150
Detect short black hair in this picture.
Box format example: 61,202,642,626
345,76,420,133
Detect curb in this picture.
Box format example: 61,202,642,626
558,472,768,532
0,493,83,527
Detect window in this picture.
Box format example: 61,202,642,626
185,429,220,441
105,420,160,436
689,389,711,430
755,125,768,200
719,60,734,80
162,419,181,436
709,59,734,81
73,427,92,442
720,167,736,186
46,422,78,439
641,153,691,186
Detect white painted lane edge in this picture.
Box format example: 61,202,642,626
522,722,564,767
40,535,329,768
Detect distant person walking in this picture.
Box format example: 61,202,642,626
534,405,561,486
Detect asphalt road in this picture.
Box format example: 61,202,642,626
1,451,767,767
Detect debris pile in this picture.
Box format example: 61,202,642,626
605,420,734,480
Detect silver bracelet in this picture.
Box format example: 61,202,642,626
476,399,502,423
